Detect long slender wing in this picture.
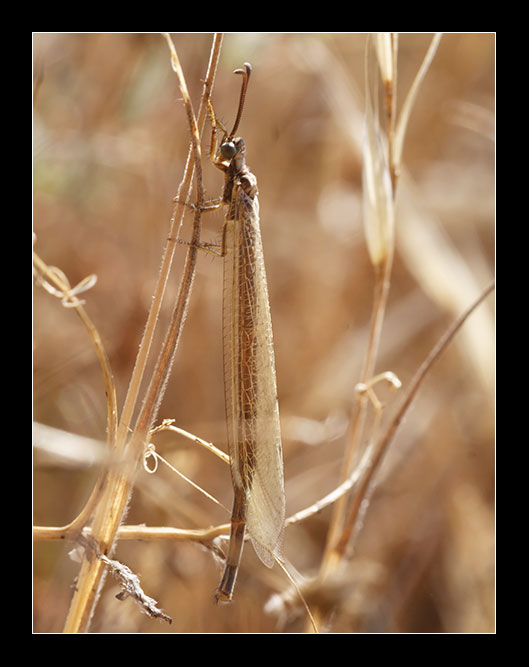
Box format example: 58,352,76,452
223,183,285,568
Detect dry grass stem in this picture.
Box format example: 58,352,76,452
33,251,117,447
374,33,393,87
34,523,231,542
143,442,230,512
334,281,495,560
61,35,223,633
150,420,230,464
318,37,398,587
34,34,494,633
316,35,448,627
362,93,394,268
281,275,491,624
393,33,442,172
306,282,493,631
33,251,118,534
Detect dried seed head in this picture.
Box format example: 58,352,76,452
362,113,394,267
374,33,394,85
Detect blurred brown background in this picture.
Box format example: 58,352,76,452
33,33,494,633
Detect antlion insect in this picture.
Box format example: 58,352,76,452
194,63,285,602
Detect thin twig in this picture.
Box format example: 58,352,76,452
319,33,442,584
115,33,223,461
335,281,495,560
150,420,230,464
33,251,118,532
37,275,493,557
33,523,231,542
76,535,172,624
319,37,396,578
33,252,117,449
393,33,442,171
62,35,223,633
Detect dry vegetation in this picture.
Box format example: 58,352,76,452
33,33,495,633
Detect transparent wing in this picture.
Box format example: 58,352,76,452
223,189,285,568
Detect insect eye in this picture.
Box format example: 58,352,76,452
220,141,237,160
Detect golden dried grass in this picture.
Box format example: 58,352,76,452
33,33,494,634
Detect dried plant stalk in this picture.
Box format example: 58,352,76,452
33,251,118,533
62,34,223,633
318,36,396,585
317,34,444,620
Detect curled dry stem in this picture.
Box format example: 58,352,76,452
150,419,230,464
33,249,118,534
34,270,491,633
328,282,495,572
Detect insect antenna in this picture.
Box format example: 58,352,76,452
228,63,252,139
